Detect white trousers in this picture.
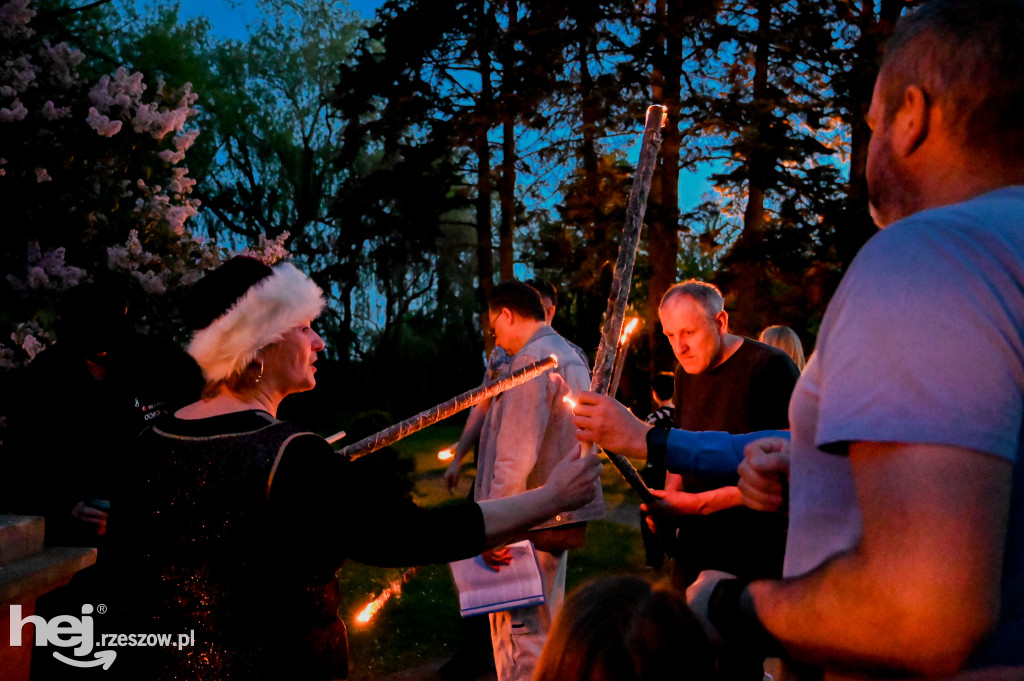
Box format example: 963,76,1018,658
488,547,567,681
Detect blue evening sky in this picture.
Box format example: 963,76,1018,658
166,0,386,39
149,0,715,208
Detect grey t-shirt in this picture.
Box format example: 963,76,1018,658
786,186,1024,672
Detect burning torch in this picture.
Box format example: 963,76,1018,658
587,105,667,505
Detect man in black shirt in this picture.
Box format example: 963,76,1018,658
655,279,798,681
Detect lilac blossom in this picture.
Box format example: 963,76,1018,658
40,99,69,120
0,100,27,121
0,0,34,41
238,232,292,265
86,106,122,136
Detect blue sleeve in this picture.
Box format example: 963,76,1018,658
665,429,789,480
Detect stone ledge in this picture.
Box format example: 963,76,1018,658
0,546,97,612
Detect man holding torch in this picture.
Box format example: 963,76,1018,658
575,278,798,681
474,280,605,681
585,2,1024,679
685,2,1024,679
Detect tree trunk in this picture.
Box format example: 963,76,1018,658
497,0,517,281
646,0,682,377
740,0,771,241
475,0,496,306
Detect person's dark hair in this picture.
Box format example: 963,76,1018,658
525,278,558,307
660,280,724,321
651,372,675,402
488,280,546,322
880,0,1024,161
534,575,714,681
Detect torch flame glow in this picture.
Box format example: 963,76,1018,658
437,448,454,461
619,317,640,344
354,568,419,626
562,395,577,410
356,595,389,624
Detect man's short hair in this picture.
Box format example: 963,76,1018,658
659,280,725,321
525,278,558,307
489,280,546,322
880,0,1024,161
651,371,675,402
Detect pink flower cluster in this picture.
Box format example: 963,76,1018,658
87,68,199,144
238,232,292,265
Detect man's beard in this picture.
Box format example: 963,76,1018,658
866,133,918,228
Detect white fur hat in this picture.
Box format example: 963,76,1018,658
187,258,325,383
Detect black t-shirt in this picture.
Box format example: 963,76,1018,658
670,338,799,582
673,338,798,438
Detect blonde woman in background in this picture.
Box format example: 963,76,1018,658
758,325,805,371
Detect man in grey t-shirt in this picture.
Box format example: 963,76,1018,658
686,3,1024,680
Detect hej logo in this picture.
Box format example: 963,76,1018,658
9,603,116,669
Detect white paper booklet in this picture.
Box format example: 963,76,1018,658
449,539,546,617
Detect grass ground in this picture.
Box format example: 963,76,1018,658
337,420,654,680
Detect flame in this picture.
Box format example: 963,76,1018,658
356,582,400,625
619,317,640,344
437,448,454,461
354,568,418,626
562,395,577,410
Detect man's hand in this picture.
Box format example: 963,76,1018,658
443,459,463,494
71,501,108,535
738,437,790,512
481,546,512,571
642,487,743,522
571,391,651,458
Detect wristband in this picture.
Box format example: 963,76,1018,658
646,426,669,461
707,578,784,656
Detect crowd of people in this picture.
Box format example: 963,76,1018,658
2,1,1023,680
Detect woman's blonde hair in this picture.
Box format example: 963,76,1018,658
759,325,805,371
200,357,265,400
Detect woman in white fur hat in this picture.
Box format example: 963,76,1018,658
108,256,601,681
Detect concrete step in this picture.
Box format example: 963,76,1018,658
0,545,97,606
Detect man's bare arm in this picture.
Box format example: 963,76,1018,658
749,443,1009,677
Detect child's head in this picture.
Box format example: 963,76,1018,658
534,575,714,681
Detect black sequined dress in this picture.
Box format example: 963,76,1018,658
107,410,485,680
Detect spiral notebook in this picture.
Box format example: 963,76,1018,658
449,540,546,617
